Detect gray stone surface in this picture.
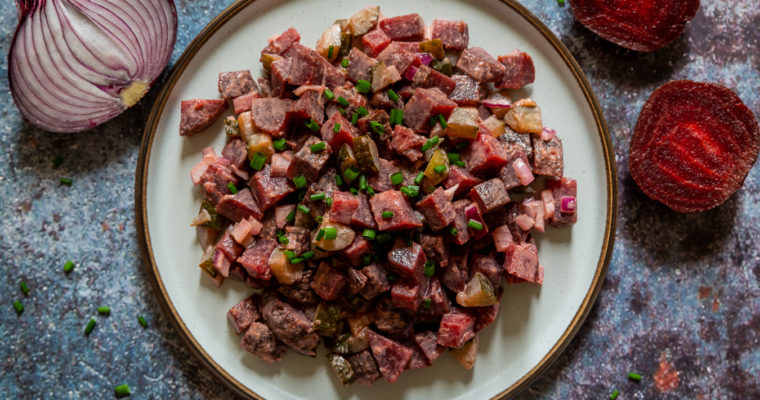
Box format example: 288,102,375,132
1,1,758,399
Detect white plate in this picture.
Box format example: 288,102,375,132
136,0,616,398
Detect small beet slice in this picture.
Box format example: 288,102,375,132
570,0,700,52
629,80,760,213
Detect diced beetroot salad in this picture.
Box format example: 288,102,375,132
183,6,577,385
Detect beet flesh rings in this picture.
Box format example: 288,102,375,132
570,0,700,52
629,80,760,213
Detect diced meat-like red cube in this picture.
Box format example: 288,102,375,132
227,294,261,335
321,112,358,150
503,242,542,284
261,27,300,56
403,88,457,133
449,74,486,106
251,97,293,135
261,297,319,356
414,331,444,364
412,65,457,95
367,158,396,192
377,42,417,76
222,138,248,170
471,290,502,333
442,250,469,292
218,70,257,99
497,50,535,90
464,132,508,176
287,136,332,182
351,193,377,229
212,250,232,278
329,191,360,225
367,330,414,383
270,58,291,97
237,239,277,280
240,321,283,363
179,99,228,136
215,230,243,260
415,187,456,231
216,188,264,222
249,165,296,211
443,166,482,197
387,238,426,284
419,234,449,268
456,47,506,82
284,43,323,86
470,253,503,288
450,199,473,245
342,235,373,265
369,190,423,231
391,282,421,312
547,177,577,226
311,261,347,301
362,28,392,57
347,47,379,83
407,345,431,370
379,13,425,41
469,178,510,214
283,226,311,254
232,91,259,114
348,268,368,295
349,350,382,385
360,263,392,300
419,277,451,316
499,151,533,190
291,90,326,125
389,125,426,162
431,19,469,51
437,311,476,348
533,136,564,179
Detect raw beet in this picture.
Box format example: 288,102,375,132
570,0,700,52
629,80,760,213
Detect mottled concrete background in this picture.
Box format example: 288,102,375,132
1,1,758,399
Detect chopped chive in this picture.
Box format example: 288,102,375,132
278,234,289,245
421,136,440,152
284,250,296,260
293,175,307,189
13,300,24,315
337,96,349,107
370,121,385,135
334,175,344,186
286,210,296,223
389,109,397,125
138,315,148,328
60,177,73,185
53,155,64,168
310,141,327,153
64,260,75,274
342,59,349,68
356,79,371,93
359,174,368,191
434,165,447,174
97,306,111,315
456,141,469,150
323,88,335,101
249,153,266,170
114,384,131,397
339,107,346,115
297,204,310,214
423,298,432,309
226,182,238,194
314,215,324,223
400,185,420,198
609,390,619,400
84,317,96,336
363,229,376,241
327,45,334,59
387,89,399,102
350,187,359,195
557,0,565,5
343,166,360,182
357,106,369,117
447,153,460,162
438,114,448,128
316,229,326,241
389,171,404,186
273,138,287,151
424,260,435,276
333,123,341,133
302,251,315,260
381,211,394,219
628,372,642,382
305,119,320,131
290,257,304,264
454,160,466,168
20,281,29,296
326,197,333,207
324,227,338,240
377,232,393,243
391,108,404,125
414,172,425,185
367,186,376,196
351,113,359,125
310,192,326,201
450,227,458,236
468,219,484,230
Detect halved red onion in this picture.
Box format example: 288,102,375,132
560,196,577,213
415,53,433,66
404,66,418,81
9,0,178,132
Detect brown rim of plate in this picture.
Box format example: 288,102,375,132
134,1,617,399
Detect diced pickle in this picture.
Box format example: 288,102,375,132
348,6,380,36
451,336,479,369
268,248,304,285
446,107,480,139
456,272,498,307
317,23,343,62
338,144,359,174
198,247,217,278
424,148,450,185
370,61,401,92
237,111,257,143
431,58,454,76
352,135,380,174
327,354,355,386
339,33,353,58
331,333,352,355
419,39,444,59
480,115,506,137
200,201,222,230
247,133,274,161
314,302,343,337
190,208,212,227
224,116,240,136
504,102,543,135
261,53,283,71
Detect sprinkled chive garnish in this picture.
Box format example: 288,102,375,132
286,210,295,223
456,141,469,150
454,160,466,168
424,260,435,277
324,227,338,240
350,187,359,195
333,123,341,133
381,211,394,219
97,306,110,315
64,260,75,274
305,119,320,131
138,315,148,328
423,298,432,309
53,155,64,168
84,318,96,336
114,384,131,397
327,45,334,59
226,182,238,194
356,79,371,93
297,204,310,214
249,153,266,170
20,281,29,296
367,186,376,196
429,116,438,127
400,185,420,198
390,108,404,125
438,114,447,128
467,219,484,230
334,175,344,186
341,59,349,68
337,96,349,107
323,88,335,101
316,229,326,241
60,177,73,185
370,121,385,135
293,175,307,189
359,174,368,191
421,136,439,152
284,250,296,260
310,192,326,201
609,390,619,400
302,251,314,260
389,109,398,125
434,164,447,174
357,106,369,116
273,138,287,151
363,229,376,241
310,141,326,153
628,372,642,382
447,153,460,163
414,171,424,185
390,171,404,186
343,166,360,181
351,113,359,125
13,300,24,315
314,215,324,223
387,89,399,102
377,232,393,243
291,257,304,264
278,234,289,245
325,197,333,207
450,227,458,236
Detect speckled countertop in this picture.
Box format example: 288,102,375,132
1,1,758,399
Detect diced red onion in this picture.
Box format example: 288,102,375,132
191,154,217,185
213,250,231,278
270,153,291,177
249,217,263,236
443,184,459,201
482,99,512,109
231,218,254,245
491,225,513,252
293,84,326,97
515,214,535,231
465,203,488,238
9,0,178,132
560,196,577,213
541,127,557,141
512,158,535,186
416,53,433,66
541,190,555,219
404,66,418,81
275,204,296,229
202,147,218,157
532,202,545,233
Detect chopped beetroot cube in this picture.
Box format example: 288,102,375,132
464,132,509,176
227,294,261,335
471,289,502,333
342,235,373,265
284,43,323,86
369,190,423,231
179,98,228,137
412,65,457,95
216,188,264,222
389,125,426,162
414,331,444,364
387,238,426,284
470,253,503,288
351,193,377,229
237,239,276,280
419,234,449,268
232,91,259,114
228,264,247,281
533,136,564,179
437,311,476,348
419,277,451,316
347,48,379,83
469,178,510,214
431,19,469,51
348,267,368,295
450,199,473,245
391,282,421,312
291,90,326,125
503,242,542,284
403,87,457,133
320,112,358,150
199,160,238,202
222,138,248,170
379,13,425,41
250,97,294,135
377,42,418,76
348,350,382,385
269,58,291,97
215,230,243,260
249,164,296,211
261,27,300,56
406,345,430,370
449,74,486,106
310,261,347,301
367,330,414,383
261,296,319,356
499,151,533,190
360,263,392,300
442,250,468,292
496,50,535,90
362,28,392,57
443,166,482,197
415,187,456,231
329,190,360,225
367,158,396,192
374,297,413,337
456,47,506,82
547,177,577,226
213,250,232,278
287,136,332,182
218,70,257,99
240,321,283,363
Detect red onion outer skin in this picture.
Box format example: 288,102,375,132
8,0,177,132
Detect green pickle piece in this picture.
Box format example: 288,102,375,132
418,39,444,59
338,144,359,174
200,201,222,230
352,135,380,174
313,302,342,337
223,117,240,136
327,353,355,386
431,57,454,76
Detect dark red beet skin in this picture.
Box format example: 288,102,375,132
629,80,760,213
570,0,700,52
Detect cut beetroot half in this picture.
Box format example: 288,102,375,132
570,0,700,52
629,80,760,213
